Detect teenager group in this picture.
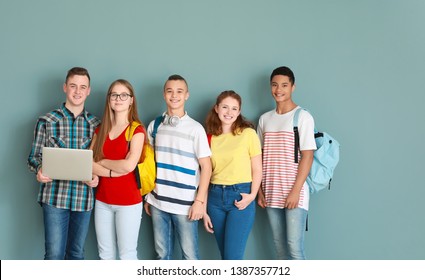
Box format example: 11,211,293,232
27,66,317,260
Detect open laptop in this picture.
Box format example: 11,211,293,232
42,147,93,181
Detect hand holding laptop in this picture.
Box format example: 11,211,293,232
84,174,99,188
37,168,53,183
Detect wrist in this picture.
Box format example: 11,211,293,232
194,198,204,204
292,184,303,192
246,193,256,202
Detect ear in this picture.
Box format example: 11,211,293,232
214,104,219,114
63,83,67,93
185,91,190,101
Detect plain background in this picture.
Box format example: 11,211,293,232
1,0,424,260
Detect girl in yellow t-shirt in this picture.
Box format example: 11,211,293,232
203,90,262,260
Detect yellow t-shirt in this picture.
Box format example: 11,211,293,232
210,128,262,185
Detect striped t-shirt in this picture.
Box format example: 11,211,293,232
145,114,211,215
257,107,316,210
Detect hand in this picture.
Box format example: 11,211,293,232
234,193,255,210
202,213,214,233
84,175,99,188
36,168,52,183
144,202,151,216
285,190,300,209
257,189,267,208
188,200,205,221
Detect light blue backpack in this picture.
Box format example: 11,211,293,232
293,108,340,194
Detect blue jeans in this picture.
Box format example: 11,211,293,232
266,207,308,260
207,183,255,260
150,205,199,260
42,203,92,260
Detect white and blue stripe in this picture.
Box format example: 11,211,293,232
145,114,211,215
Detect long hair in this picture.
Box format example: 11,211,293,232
92,79,144,161
206,90,254,136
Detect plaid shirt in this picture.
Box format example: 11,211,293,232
27,103,100,211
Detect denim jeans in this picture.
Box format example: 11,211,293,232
150,205,199,260
94,200,143,260
266,207,308,260
207,182,255,260
42,203,91,260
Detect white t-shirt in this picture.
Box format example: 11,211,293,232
145,114,211,215
257,107,316,210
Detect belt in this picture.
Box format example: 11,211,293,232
210,182,251,188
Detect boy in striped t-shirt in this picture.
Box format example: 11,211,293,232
257,66,316,260
144,74,212,260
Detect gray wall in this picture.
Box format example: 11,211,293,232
1,0,424,260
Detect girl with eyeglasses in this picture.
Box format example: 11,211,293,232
90,79,145,260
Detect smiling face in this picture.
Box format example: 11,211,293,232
163,79,189,115
215,96,241,127
63,74,91,109
270,74,296,104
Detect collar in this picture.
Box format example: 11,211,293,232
61,103,89,120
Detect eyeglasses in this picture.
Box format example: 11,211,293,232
109,93,132,101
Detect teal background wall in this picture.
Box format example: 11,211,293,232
1,0,424,260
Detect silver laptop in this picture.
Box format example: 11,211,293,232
42,147,93,181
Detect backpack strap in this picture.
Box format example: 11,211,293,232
293,108,303,164
151,115,164,147
126,121,141,150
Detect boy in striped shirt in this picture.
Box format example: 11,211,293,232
144,74,211,260
257,66,316,259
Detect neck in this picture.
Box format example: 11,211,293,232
221,124,232,134
167,108,185,118
113,111,130,126
275,101,297,114
65,103,84,117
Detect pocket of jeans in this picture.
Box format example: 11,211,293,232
234,184,251,194
229,188,243,202
208,187,221,204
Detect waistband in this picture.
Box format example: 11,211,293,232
209,182,251,189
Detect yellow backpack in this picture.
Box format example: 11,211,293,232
125,121,156,196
